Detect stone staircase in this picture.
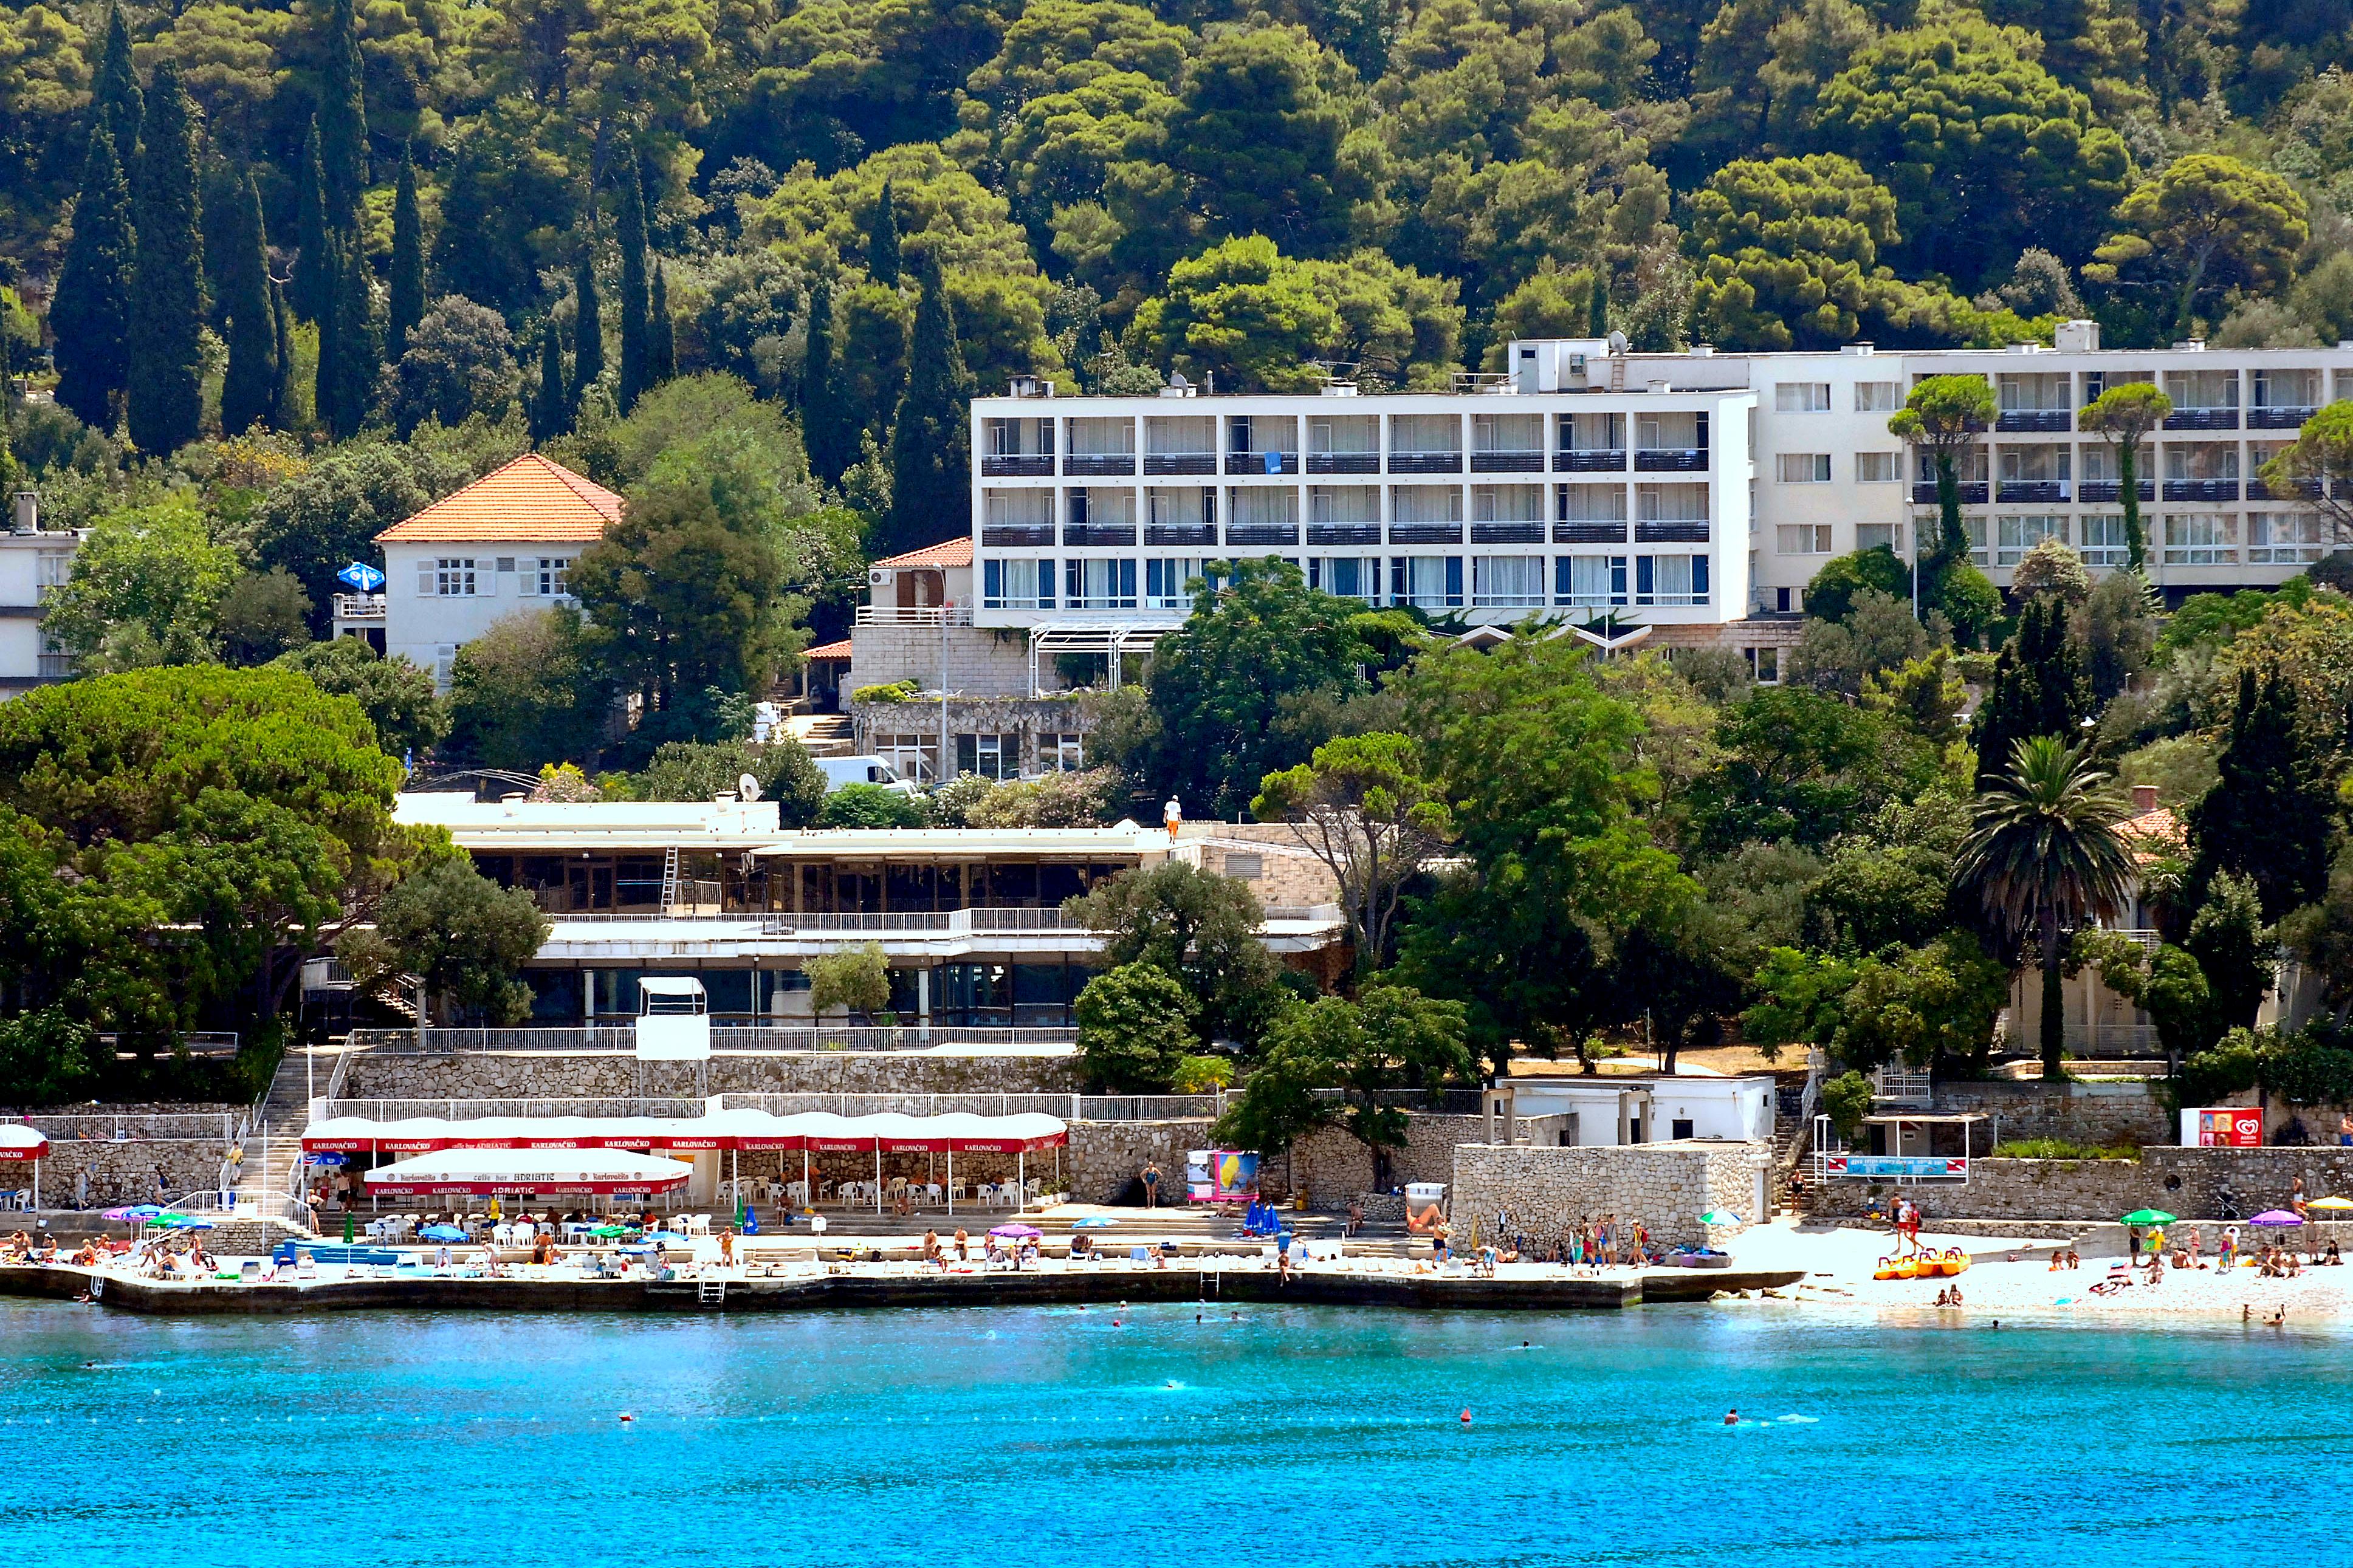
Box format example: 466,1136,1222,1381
235,1046,323,1228
788,713,854,756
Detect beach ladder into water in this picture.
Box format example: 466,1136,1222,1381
698,1278,727,1307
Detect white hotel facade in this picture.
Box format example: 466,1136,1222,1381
944,323,2353,685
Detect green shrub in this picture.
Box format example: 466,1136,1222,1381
853,679,921,704
1173,1053,1235,1092
1990,1138,2141,1160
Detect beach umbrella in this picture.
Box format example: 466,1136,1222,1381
2250,1210,2303,1227
155,1214,213,1230
103,1205,162,1223
419,1224,468,1242
1073,1217,1118,1228
337,561,386,593
1699,1210,1743,1227
2308,1196,2353,1213
2120,1209,2176,1225
589,1224,629,1238
990,1224,1042,1239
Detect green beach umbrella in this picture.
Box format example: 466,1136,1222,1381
590,1224,628,1238
1699,1210,1743,1227
2120,1209,2176,1225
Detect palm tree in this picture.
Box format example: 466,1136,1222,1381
1953,735,2137,1081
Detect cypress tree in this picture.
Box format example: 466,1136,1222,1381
50,126,134,431
2186,668,2332,923
325,231,380,439
1971,598,2087,790
571,239,603,411
651,261,676,384
314,235,340,430
92,5,142,173
318,0,369,234
388,142,425,365
428,145,502,310
887,255,972,553
126,63,205,455
531,320,569,442
220,168,279,436
867,180,901,286
1587,270,1608,338
615,158,650,412
292,118,331,323
803,278,853,483
271,276,299,430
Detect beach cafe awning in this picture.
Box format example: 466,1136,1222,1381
307,1109,1069,1157
362,1148,693,1196
0,1125,49,1161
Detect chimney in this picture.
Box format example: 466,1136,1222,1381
11,491,35,533
2055,320,2100,352
2132,784,2158,814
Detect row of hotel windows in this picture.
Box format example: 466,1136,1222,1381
1771,443,2296,487
984,554,1711,610
986,411,1708,458
1770,369,2329,413
419,556,574,597
985,484,1712,527
1773,512,2329,566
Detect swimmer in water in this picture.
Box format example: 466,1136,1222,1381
1725,1409,1739,1425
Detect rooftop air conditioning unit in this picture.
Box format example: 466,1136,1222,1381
868,568,895,588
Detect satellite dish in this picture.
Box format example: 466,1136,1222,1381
738,773,761,803
1607,330,1628,355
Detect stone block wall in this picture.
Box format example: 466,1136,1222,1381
1173,823,1342,908
848,625,1040,698
1287,1114,1569,1207
1809,1147,2353,1222
18,1138,230,1207
340,1047,1086,1101
1065,1119,1212,1203
1449,1141,1771,1248
1924,1080,2173,1149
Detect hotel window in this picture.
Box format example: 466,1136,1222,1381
1228,487,1297,527
1777,524,1833,555
1936,514,1991,567
1744,646,1781,684
1145,558,1198,609
1556,484,1627,522
1855,451,1900,483
1390,485,1463,524
521,556,574,597
1309,485,1379,525
1066,557,1138,609
1916,445,1988,485
34,550,72,597
1471,554,1545,608
1638,483,1710,522
2164,368,2239,412
1472,484,1544,522
2079,515,2128,568
2248,512,2327,564
1068,487,1136,526
1039,733,1085,772
1774,382,1832,413
955,733,1017,781
1776,453,1832,483
1997,515,2066,566
1855,522,1903,554
433,644,458,685
984,488,1052,527
1390,555,1462,609
1147,486,1215,527
984,558,1056,609
422,558,477,596
1854,382,1900,413
1635,554,1709,606
2163,513,2239,566
2165,443,2239,482
1999,445,2072,485
1554,553,1627,608
1308,556,1381,601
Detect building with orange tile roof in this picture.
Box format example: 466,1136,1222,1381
342,454,621,686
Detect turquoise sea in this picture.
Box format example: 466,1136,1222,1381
2,1300,2349,1566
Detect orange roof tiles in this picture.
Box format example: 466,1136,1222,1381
803,638,854,660
376,454,623,544
872,536,973,570
2117,806,2186,861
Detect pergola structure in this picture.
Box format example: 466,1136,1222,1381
1025,619,1184,694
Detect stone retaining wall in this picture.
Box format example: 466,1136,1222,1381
1810,1147,2353,1222
1287,1115,1570,1207
13,1139,230,1207
340,1048,1085,1101
1064,1119,1211,1204
1450,1141,1771,1248
1925,1080,2174,1150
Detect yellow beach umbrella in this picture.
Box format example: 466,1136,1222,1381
2307,1196,2353,1212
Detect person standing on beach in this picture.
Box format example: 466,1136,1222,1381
953,1226,967,1261
1141,1162,1162,1209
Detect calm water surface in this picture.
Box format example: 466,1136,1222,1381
2,1300,2349,1566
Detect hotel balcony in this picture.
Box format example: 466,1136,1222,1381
1144,524,1218,547
980,454,1056,477
332,593,386,621
981,524,1054,548
1306,451,1379,474
2162,480,2240,502
1225,451,1299,475
1469,449,1545,473
1143,451,1215,476
1062,525,1138,547
1634,448,1708,472
1063,453,1136,477
1223,524,1299,547
856,604,975,626
1470,522,1547,543
1387,524,1463,545
1912,482,1990,505
1389,450,1463,474
1996,481,2071,504
2163,407,2240,431
1634,521,1710,543
1553,523,1628,544
1996,410,2072,433
1556,448,1627,473
1306,524,1381,546
2077,481,2154,503
2250,406,2318,430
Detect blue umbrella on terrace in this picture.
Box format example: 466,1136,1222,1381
419,1224,469,1242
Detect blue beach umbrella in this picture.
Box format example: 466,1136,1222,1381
419,1224,469,1242
155,1214,213,1230
337,561,386,592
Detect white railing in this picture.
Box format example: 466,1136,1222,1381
1872,1069,1933,1107
855,604,974,626
346,1025,1080,1055
26,1112,239,1142
332,594,386,621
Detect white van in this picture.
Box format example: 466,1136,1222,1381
815,755,923,795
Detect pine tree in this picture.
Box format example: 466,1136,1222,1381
126,63,205,455
887,255,972,553
2186,668,2333,923
1971,597,2087,790
318,0,369,234
802,276,853,483
325,231,380,439
388,142,425,365
1587,270,1608,338
868,180,901,286
292,118,331,323
92,5,142,173
570,239,603,413
220,168,279,436
50,126,134,431
651,261,676,384
271,276,299,430
531,320,569,442
615,158,650,412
